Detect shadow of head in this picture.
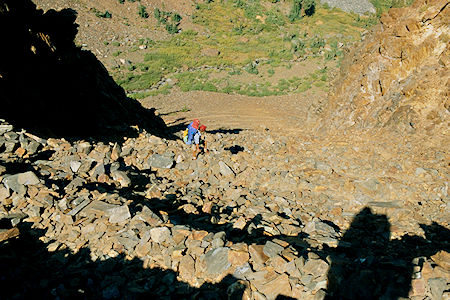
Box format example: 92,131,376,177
224,145,245,154
0,0,168,144
208,128,243,135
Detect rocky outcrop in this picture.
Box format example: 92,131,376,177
0,0,166,141
319,0,376,15
315,0,449,136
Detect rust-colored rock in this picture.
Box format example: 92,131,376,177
315,0,449,137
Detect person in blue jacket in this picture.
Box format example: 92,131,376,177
183,119,207,159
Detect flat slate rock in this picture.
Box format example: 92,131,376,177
148,154,174,169
204,247,231,275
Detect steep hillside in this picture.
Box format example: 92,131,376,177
314,0,449,136
0,0,166,141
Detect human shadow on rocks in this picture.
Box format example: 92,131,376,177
0,223,245,299
224,145,245,155
325,207,450,299
0,0,169,144
208,129,243,135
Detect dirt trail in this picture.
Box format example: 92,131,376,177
140,88,325,135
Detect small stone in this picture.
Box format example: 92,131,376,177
255,273,292,300
303,259,329,278
202,201,214,214
70,161,82,173
0,185,10,201
81,201,117,217
233,262,253,280
249,244,269,265
14,147,26,157
428,278,446,300
110,170,131,188
204,247,231,275
111,143,121,161
148,154,174,169
314,289,326,300
219,161,235,177
150,227,171,244
3,174,26,195
263,241,284,258
17,171,40,185
89,162,105,180
0,227,20,242
431,251,450,271
179,254,195,281
0,124,13,135
233,216,247,230
228,250,250,266
135,206,163,226
108,205,131,223
67,198,90,216
410,278,426,296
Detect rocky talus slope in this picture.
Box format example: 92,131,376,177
0,0,449,299
0,119,448,299
314,0,449,136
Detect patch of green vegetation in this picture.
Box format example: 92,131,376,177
92,9,112,19
154,8,182,34
181,105,190,112
127,85,172,99
114,0,393,95
117,71,163,91
112,50,122,57
138,5,149,19
289,0,316,21
166,65,329,97
175,71,219,92
245,64,259,75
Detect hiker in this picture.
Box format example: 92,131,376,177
183,119,208,159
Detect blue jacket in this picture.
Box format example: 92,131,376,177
186,122,198,144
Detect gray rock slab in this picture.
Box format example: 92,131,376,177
148,154,174,169
320,0,376,14
150,227,171,243
17,171,40,185
263,241,284,258
303,259,329,278
428,277,446,300
67,198,91,216
108,205,131,223
81,201,118,217
0,124,13,135
134,206,163,226
111,170,131,188
3,175,26,195
204,247,231,275
70,161,82,173
219,161,235,177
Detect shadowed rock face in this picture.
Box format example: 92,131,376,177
314,0,449,136
0,0,166,142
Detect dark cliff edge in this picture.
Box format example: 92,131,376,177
0,0,167,143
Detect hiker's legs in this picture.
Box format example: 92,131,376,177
192,133,200,159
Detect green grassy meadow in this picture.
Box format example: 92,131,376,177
110,0,412,99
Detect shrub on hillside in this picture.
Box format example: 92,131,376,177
154,8,182,34
138,5,149,18
289,0,316,21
